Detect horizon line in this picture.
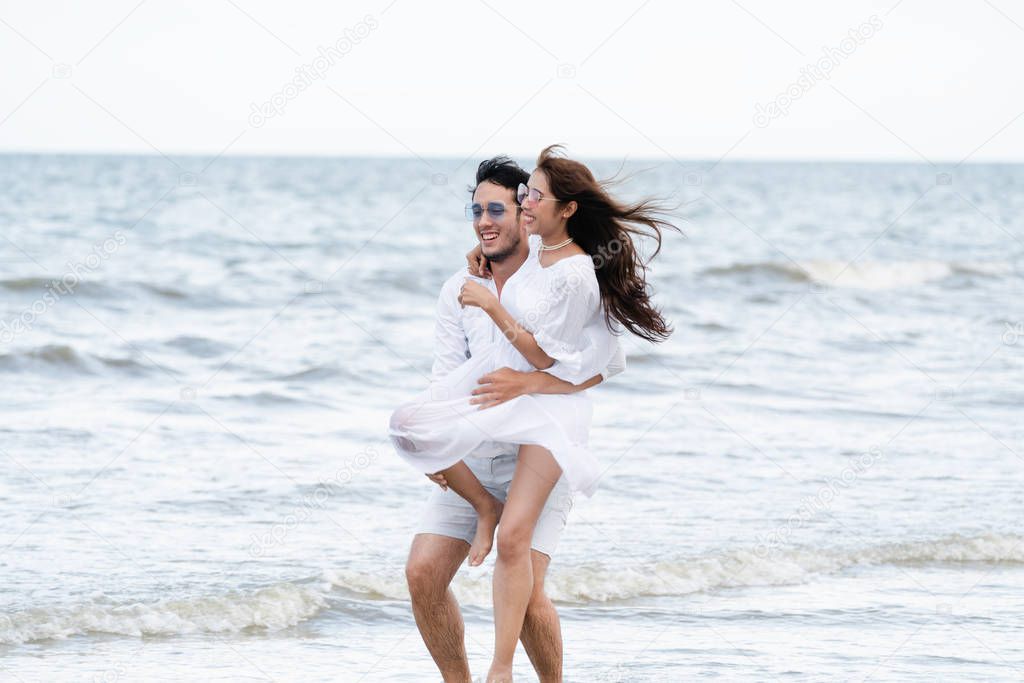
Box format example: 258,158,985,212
0,148,1019,166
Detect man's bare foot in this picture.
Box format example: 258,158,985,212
485,663,513,682
468,495,503,567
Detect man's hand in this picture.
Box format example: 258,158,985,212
458,279,498,312
425,472,448,490
466,243,491,278
470,367,538,409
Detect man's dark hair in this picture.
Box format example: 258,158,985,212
469,156,529,201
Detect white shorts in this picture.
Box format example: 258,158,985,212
415,451,574,558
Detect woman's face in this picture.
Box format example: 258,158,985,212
520,169,562,237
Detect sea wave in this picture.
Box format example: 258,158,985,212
273,365,352,382
6,532,1017,644
0,276,111,297
326,531,1024,605
1,276,66,292
0,581,328,645
0,344,153,376
164,334,233,359
0,276,228,307
700,259,1014,290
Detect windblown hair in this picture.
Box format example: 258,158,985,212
535,144,679,342
469,156,529,200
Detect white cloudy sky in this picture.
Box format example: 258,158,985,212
1,0,1021,162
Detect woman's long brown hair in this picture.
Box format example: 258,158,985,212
535,145,679,342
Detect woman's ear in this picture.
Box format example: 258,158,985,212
562,200,578,219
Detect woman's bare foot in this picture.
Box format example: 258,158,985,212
468,495,503,566
485,662,514,682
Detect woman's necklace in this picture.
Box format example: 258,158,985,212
539,236,574,252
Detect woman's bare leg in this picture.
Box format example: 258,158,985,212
487,444,562,683
438,460,504,566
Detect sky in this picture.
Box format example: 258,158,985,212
1,0,1022,163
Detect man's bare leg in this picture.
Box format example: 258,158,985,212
520,550,563,683
406,533,473,683
406,519,562,682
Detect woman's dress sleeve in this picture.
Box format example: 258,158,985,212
530,259,606,385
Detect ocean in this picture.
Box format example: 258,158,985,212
1,153,1021,681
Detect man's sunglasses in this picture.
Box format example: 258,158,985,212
465,201,519,221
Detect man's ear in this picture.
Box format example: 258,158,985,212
562,200,578,219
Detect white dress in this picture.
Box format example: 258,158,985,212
389,240,617,497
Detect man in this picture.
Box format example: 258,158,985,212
404,156,624,683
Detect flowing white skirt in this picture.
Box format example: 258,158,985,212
388,346,602,497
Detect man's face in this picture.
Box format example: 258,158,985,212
471,180,523,262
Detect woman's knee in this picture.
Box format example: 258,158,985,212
496,521,534,560
390,404,418,434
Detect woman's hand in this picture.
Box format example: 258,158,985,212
466,243,491,278
470,367,539,409
458,279,498,312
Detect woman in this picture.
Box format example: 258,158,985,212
390,145,676,682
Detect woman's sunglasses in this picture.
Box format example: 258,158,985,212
517,183,558,206
465,201,518,222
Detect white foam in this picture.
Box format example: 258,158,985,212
704,259,1013,290
325,531,1024,606
799,259,954,290
0,581,328,645
5,533,1020,644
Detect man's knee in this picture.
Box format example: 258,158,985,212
406,534,469,604
406,550,451,601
